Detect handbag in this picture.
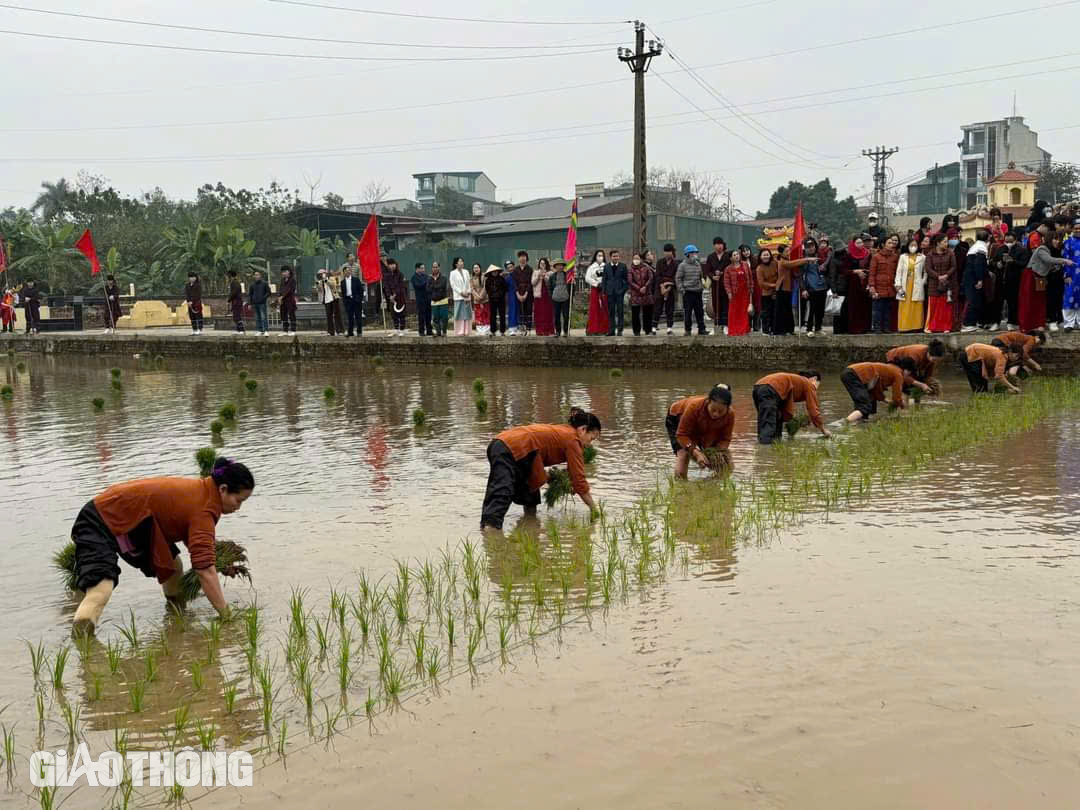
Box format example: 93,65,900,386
825,290,845,315
1034,276,1048,292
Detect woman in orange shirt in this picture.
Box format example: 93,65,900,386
481,409,601,532
666,384,734,478
69,458,254,636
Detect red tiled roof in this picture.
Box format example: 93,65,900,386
989,168,1038,183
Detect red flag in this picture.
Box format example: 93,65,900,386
0,236,7,274
75,229,101,275
789,203,806,260
356,215,382,283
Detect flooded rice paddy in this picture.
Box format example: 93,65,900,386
2,352,1080,808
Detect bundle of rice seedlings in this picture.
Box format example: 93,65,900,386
583,445,597,464
784,413,810,438
609,367,623,379
544,468,573,508
0,385,12,401
443,366,454,379
53,543,78,591
195,447,217,476
702,447,729,477
412,408,426,427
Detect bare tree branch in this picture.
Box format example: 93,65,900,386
360,180,392,214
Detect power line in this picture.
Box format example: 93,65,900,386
0,3,622,49
655,0,778,24
264,0,629,25
4,50,1079,135
0,27,606,62
688,0,1080,70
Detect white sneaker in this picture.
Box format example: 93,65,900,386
666,327,673,335
961,326,977,333
997,321,1006,331
190,330,198,336
1007,323,1018,331
1049,322,1059,332
279,332,289,337
723,326,729,335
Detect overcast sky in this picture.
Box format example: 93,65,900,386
1,0,1078,216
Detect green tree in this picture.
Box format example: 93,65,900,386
322,192,346,210
157,220,213,280
31,178,74,222
207,223,263,278
277,226,331,258
8,222,84,292
1035,163,1080,205
432,186,475,220
757,179,860,241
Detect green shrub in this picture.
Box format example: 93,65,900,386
238,369,249,380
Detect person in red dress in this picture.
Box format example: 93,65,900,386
924,234,957,333
724,252,753,336
1020,228,1072,331
585,249,610,336
532,257,555,336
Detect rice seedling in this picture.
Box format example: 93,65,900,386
128,679,146,713
219,401,237,421
337,629,353,693
168,704,191,747
35,692,44,736
50,647,69,691
467,627,481,667
412,408,427,427
445,613,456,648
498,617,511,655
143,648,159,682
165,781,185,807
195,446,217,476
91,397,104,410
314,613,332,658
26,640,47,684
583,445,598,464
237,369,249,379
37,784,56,810
426,648,441,682
195,719,217,751
544,468,573,508
15,362,25,372
276,718,289,757
90,672,104,701
210,419,224,434
190,659,204,692
418,559,437,602
223,681,238,714
110,367,122,379
443,365,454,379
382,660,404,705
244,602,262,650
392,579,409,625
475,397,488,413
609,367,623,378
289,587,308,643
350,595,370,641
323,386,336,400
299,670,314,717
365,688,376,719
474,600,491,637
2,722,16,784
412,625,426,673
0,385,11,402
245,379,258,392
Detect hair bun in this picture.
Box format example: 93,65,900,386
213,457,233,472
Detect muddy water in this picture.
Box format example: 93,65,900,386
2,354,1079,808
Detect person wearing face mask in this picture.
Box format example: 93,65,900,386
837,235,872,334
1025,200,1054,250
755,248,779,335
585,250,610,336
895,238,926,332
652,243,679,335
798,238,828,337
961,229,990,332
1021,228,1074,332
924,234,957,333
999,231,1028,330
628,252,654,336
1062,219,1080,331
602,249,629,336
869,234,900,333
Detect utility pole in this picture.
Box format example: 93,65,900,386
862,145,899,224
618,22,663,255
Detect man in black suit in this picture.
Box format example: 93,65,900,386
602,249,629,335
340,261,365,336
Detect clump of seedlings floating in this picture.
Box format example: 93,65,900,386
472,378,485,395
110,367,122,379
91,397,104,410
15,361,25,372
0,385,12,401
210,419,224,435
195,447,217,476
323,386,336,400
219,402,237,421
583,445,597,464
609,367,623,379
443,366,454,379
412,408,426,427
245,379,258,392
110,378,123,392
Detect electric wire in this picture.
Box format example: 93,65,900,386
264,0,630,25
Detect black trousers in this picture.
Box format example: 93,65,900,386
963,285,984,327
280,305,296,333
773,293,795,335
683,290,706,334
189,311,204,331
759,294,776,335
752,384,784,444
841,369,877,417
25,303,40,332
653,290,675,329
631,304,653,335
391,308,406,330
231,302,245,333
960,355,989,392
324,301,343,335
1004,268,1022,325
665,413,684,454
343,297,363,335
490,298,507,335
1046,270,1064,325
480,440,540,530
552,300,569,335
606,294,625,335
71,501,172,591
415,298,432,336
807,289,827,332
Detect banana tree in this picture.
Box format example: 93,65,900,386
208,224,263,281
8,221,84,292
156,220,213,281
277,226,331,258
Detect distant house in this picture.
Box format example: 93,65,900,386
958,116,1050,208
344,198,414,215
412,171,496,209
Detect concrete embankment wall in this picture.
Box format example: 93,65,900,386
6,333,1080,374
